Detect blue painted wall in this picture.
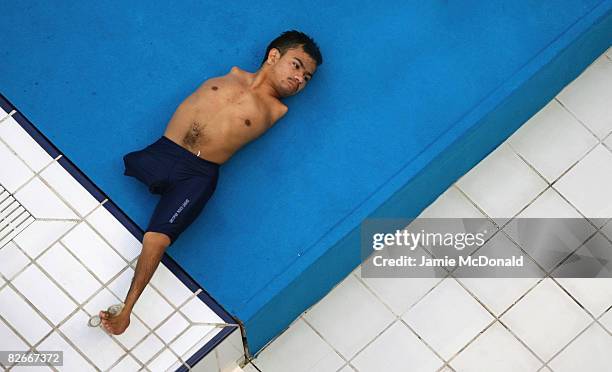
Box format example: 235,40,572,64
1,0,611,354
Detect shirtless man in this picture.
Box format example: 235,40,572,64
99,30,322,334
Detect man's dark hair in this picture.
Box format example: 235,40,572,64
261,30,323,67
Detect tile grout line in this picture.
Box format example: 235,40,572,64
3,146,61,197
541,288,612,365
300,315,361,371
161,318,230,371
350,272,451,368
0,110,16,124
445,277,549,368
554,97,604,143
0,312,56,371
470,111,612,241
545,308,612,369
452,184,506,229
246,360,264,372
0,270,41,370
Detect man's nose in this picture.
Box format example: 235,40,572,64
294,75,304,84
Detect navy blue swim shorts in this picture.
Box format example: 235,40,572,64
123,135,219,245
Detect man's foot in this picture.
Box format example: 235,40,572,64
99,309,130,335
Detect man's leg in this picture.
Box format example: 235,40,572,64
100,231,171,334
102,154,218,334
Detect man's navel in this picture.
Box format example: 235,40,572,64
182,121,206,148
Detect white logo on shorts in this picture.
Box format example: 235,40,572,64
169,198,190,223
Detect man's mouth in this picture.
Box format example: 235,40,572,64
288,78,298,91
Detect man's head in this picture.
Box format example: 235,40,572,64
261,30,323,98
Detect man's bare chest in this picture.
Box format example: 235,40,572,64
192,83,269,126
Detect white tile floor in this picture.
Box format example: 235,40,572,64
245,47,612,372
0,105,239,370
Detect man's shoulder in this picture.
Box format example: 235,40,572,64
275,102,289,116
196,70,241,91
265,98,288,125
212,66,252,87
229,66,248,77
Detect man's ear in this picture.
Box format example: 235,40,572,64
266,48,281,65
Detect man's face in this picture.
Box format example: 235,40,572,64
268,46,317,98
